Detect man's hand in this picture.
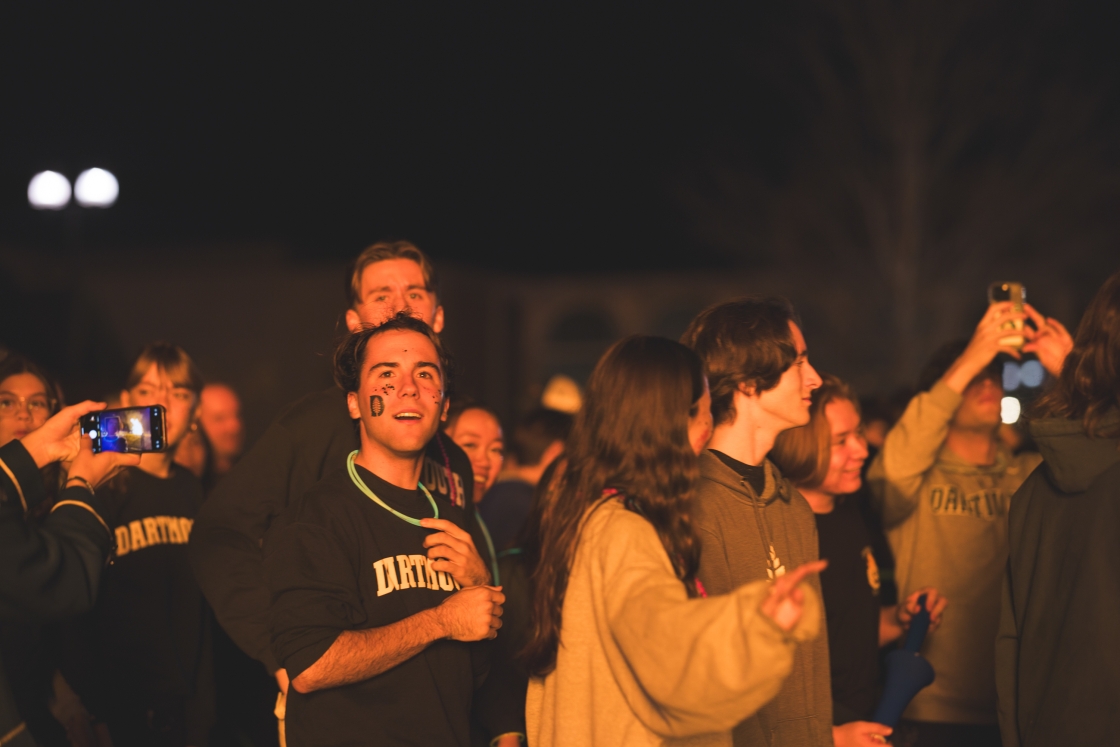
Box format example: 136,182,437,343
67,436,140,490
1022,303,1074,377
274,667,290,696
760,560,827,632
420,517,491,587
21,401,106,468
898,586,948,633
941,302,1026,394
435,585,504,641
833,721,892,746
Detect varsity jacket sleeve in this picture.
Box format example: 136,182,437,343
866,381,961,528
602,509,821,738
189,419,297,673
0,440,112,622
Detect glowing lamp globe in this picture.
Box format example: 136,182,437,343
74,168,119,207
28,171,72,210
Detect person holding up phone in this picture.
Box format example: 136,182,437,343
865,299,1072,746
1,395,139,747
58,342,215,747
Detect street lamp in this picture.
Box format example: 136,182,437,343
28,168,119,210
74,168,119,207
27,171,73,210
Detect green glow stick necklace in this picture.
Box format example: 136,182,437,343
346,450,438,526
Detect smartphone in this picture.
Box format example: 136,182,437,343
988,281,1026,349
80,405,167,454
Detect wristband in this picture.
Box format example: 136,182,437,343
66,475,96,497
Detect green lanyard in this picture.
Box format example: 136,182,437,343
474,513,501,586
346,451,438,526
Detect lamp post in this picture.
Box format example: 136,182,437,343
27,168,119,248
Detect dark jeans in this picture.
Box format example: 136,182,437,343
893,719,1002,747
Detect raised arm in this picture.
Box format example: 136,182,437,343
1,403,137,621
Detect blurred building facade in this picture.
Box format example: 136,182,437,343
0,245,1093,443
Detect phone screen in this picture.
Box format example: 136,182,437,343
987,281,1026,349
81,406,166,453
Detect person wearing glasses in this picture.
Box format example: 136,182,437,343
0,353,68,745
0,354,62,452
1,368,137,747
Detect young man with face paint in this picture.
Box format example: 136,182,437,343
188,242,488,728
682,297,833,747
262,315,503,746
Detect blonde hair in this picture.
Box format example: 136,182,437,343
346,240,439,309
770,374,859,490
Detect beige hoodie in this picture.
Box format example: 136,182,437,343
526,498,821,747
866,381,1041,725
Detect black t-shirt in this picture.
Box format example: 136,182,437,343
264,464,484,747
710,449,767,495
191,387,479,675
61,465,214,746
815,496,884,724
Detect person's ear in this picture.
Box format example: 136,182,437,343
736,381,757,399
119,390,132,407
440,395,450,422
431,305,445,335
345,308,362,333
346,391,362,421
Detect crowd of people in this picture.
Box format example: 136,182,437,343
1,239,1117,747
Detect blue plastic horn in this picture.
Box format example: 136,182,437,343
870,594,935,728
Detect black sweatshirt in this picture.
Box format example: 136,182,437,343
0,440,113,623
264,464,485,746
189,386,477,674
996,413,1120,747
60,465,214,747
0,440,115,747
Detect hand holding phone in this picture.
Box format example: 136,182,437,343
988,282,1026,349
80,405,167,454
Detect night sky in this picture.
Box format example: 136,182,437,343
3,3,1119,273
1,4,810,271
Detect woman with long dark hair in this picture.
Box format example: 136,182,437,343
996,269,1120,746
525,335,827,746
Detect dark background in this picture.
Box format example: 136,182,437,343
3,1,1119,438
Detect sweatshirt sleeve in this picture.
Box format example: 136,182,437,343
866,382,961,528
0,441,113,622
263,519,364,681
189,419,298,672
601,512,821,738
995,563,1020,747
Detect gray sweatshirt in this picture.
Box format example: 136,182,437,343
693,451,834,747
